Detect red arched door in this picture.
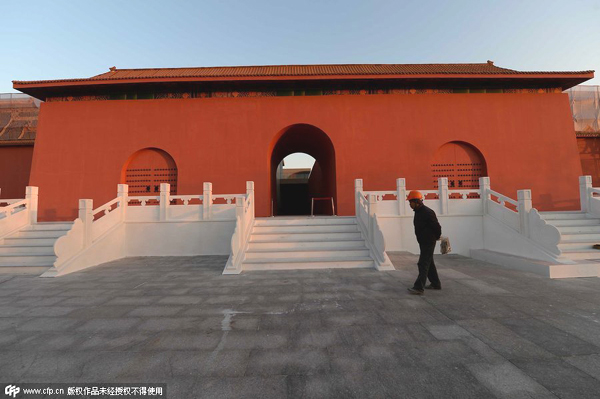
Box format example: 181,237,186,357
432,142,487,189
122,148,177,195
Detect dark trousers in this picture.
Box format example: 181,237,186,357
413,242,441,291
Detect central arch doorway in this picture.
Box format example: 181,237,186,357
270,124,337,216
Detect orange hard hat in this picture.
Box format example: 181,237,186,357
407,190,424,201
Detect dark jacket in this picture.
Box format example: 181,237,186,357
413,204,442,245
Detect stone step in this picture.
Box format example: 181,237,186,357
243,256,374,271
540,211,588,220
0,254,56,266
23,223,73,231
0,265,53,275
14,230,69,239
252,224,359,233
254,217,356,226
560,250,600,260
555,225,600,234
248,238,366,250
250,232,363,242
3,237,57,246
245,247,370,259
550,219,600,227
0,245,55,255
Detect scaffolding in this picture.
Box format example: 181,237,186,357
566,85,600,133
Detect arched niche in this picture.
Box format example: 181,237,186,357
431,141,487,189
270,124,336,216
121,148,178,195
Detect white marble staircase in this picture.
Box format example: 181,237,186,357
242,217,375,271
0,222,72,275
541,211,600,275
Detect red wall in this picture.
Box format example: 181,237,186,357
0,146,34,199
577,138,600,187
30,93,583,221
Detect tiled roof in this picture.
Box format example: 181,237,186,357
13,63,595,85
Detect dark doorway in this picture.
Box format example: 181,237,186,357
270,124,337,216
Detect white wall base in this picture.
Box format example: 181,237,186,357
51,220,235,276
470,249,599,279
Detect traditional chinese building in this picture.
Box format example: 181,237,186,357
10,62,595,221
0,94,38,199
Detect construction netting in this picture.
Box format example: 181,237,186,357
566,85,600,133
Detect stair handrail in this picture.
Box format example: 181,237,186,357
223,181,255,274
354,179,394,270
580,176,600,217
0,186,38,240
481,177,561,256
54,185,128,271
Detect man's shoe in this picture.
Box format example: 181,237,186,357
424,284,442,290
407,288,424,295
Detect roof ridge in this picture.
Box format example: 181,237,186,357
98,62,507,72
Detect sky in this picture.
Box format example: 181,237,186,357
2,0,599,167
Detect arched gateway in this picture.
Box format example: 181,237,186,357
270,124,336,216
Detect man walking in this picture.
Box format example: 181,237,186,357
407,190,442,295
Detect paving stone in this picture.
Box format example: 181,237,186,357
512,358,600,399
193,376,288,399
422,322,473,340
466,362,556,398
20,351,90,379
498,317,600,357
76,332,154,351
220,331,287,350
144,332,221,351
77,318,141,331
157,295,203,305
17,317,81,332
20,306,77,317
563,354,600,381
458,319,556,360
170,350,250,377
127,306,185,317
245,348,330,376
137,317,203,331
0,306,28,317
456,278,511,294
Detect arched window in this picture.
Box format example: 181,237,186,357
121,148,178,195
432,142,487,189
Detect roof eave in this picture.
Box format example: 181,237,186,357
13,72,595,100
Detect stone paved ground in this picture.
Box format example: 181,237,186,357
1,253,600,398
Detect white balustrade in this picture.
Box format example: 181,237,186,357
223,181,255,274
54,182,249,275
356,176,561,258
354,179,394,270
580,175,600,217
0,186,38,240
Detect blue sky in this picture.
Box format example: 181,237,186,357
1,0,598,94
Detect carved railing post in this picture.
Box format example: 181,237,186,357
235,195,245,250
203,182,213,220
580,175,592,213
396,178,406,216
118,184,128,222
368,193,377,243
160,183,170,222
79,199,93,248
246,181,255,219
517,190,532,237
480,177,491,215
355,179,363,216
438,177,448,215
25,186,39,225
